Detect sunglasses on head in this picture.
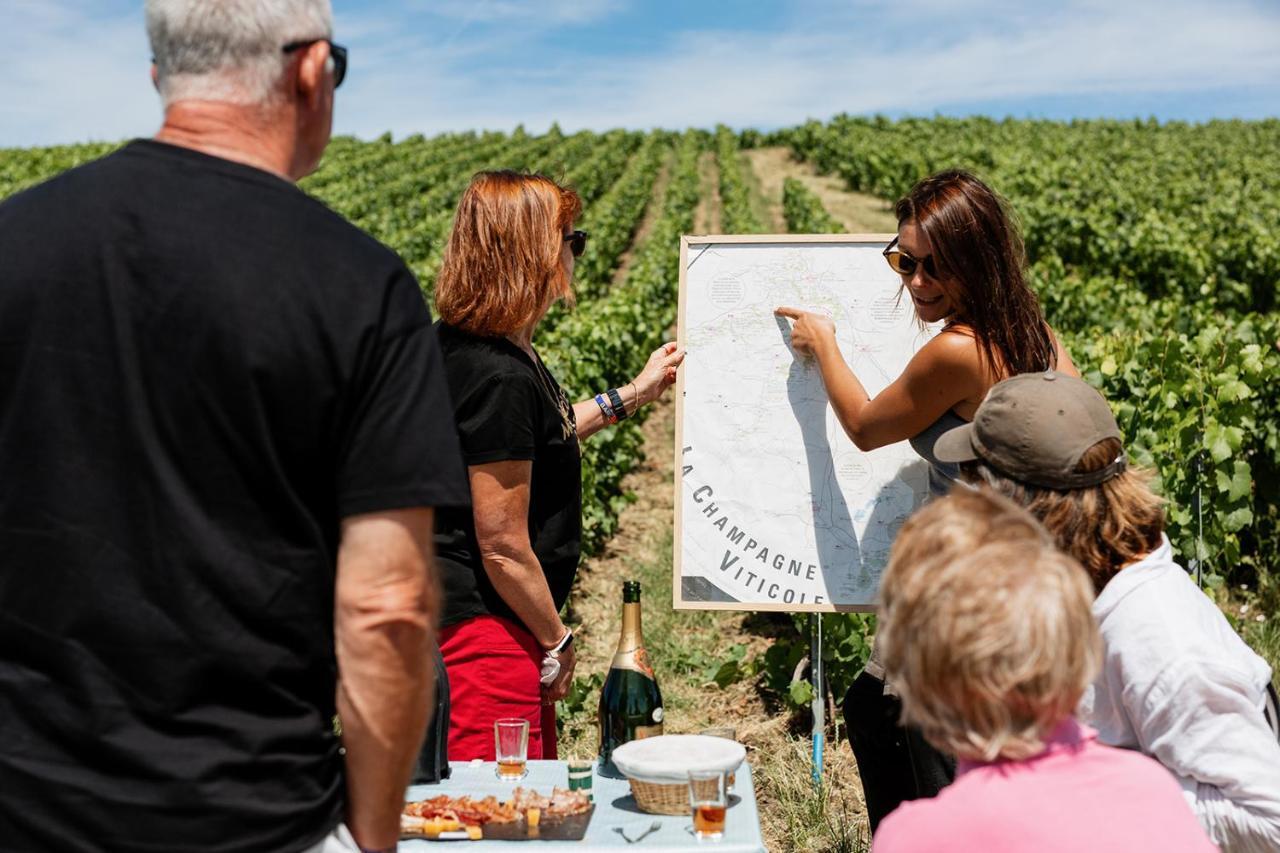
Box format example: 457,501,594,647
883,236,939,279
283,39,348,89
564,230,588,258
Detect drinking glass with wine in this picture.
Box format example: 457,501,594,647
688,769,729,840
494,718,530,780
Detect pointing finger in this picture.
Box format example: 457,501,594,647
774,306,802,320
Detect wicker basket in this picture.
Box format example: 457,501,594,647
612,735,746,816
627,776,721,816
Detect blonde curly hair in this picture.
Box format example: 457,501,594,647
878,488,1101,762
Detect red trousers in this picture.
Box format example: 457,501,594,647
440,615,558,761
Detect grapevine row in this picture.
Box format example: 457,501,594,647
406,130,644,296
542,132,703,552
541,133,668,331
782,178,841,234
5,121,1276,585
777,116,1280,314
777,115,1280,585
714,125,764,233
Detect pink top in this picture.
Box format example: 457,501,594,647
873,719,1218,853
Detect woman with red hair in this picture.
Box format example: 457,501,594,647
431,171,683,761
775,170,1079,831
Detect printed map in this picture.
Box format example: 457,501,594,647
676,239,936,610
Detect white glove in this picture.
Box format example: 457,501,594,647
539,652,561,687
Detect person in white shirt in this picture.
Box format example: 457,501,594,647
933,371,1280,853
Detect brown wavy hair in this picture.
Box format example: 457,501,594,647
435,171,582,336
896,170,1056,376
961,438,1166,593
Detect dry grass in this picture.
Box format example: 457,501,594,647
744,146,896,234
1246,616,1280,676
694,150,723,235
754,736,870,853
1218,588,1280,678
737,150,776,232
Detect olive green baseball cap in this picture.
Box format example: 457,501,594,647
934,371,1127,490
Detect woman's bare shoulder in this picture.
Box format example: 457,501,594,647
911,326,984,373
895,327,989,413
901,327,994,419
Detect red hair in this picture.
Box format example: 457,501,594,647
435,171,582,336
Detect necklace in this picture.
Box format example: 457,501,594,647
531,351,576,442
505,333,576,442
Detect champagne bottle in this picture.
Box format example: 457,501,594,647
598,580,664,770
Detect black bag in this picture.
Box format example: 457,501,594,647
844,668,955,834
411,645,451,784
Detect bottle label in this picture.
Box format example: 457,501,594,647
633,648,656,679
634,723,664,740
610,647,657,679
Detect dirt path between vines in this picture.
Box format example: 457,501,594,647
559,144,872,850
745,146,896,234
562,397,682,689
609,151,673,287
561,397,775,732
694,151,723,235
560,395,866,851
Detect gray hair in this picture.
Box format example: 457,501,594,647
146,0,333,107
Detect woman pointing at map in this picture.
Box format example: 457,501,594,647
775,169,1079,832
776,170,1078,497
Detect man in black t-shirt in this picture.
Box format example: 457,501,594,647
0,3,467,852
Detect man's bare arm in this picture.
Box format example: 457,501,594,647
335,508,437,851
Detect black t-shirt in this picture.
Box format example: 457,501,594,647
0,140,469,853
433,323,583,629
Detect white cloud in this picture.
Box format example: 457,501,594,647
329,0,1280,137
0,2,158,147
1,0,1277,148
417,0,630,24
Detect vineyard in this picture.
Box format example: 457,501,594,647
4,117,1279,849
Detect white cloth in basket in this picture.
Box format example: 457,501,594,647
612,735,746,784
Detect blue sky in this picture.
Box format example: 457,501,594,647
3,0,1279,148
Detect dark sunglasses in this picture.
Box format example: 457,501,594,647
283,39,348,89
564,230,588,258
883,236,939,279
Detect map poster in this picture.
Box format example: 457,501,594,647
673,235,937,612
